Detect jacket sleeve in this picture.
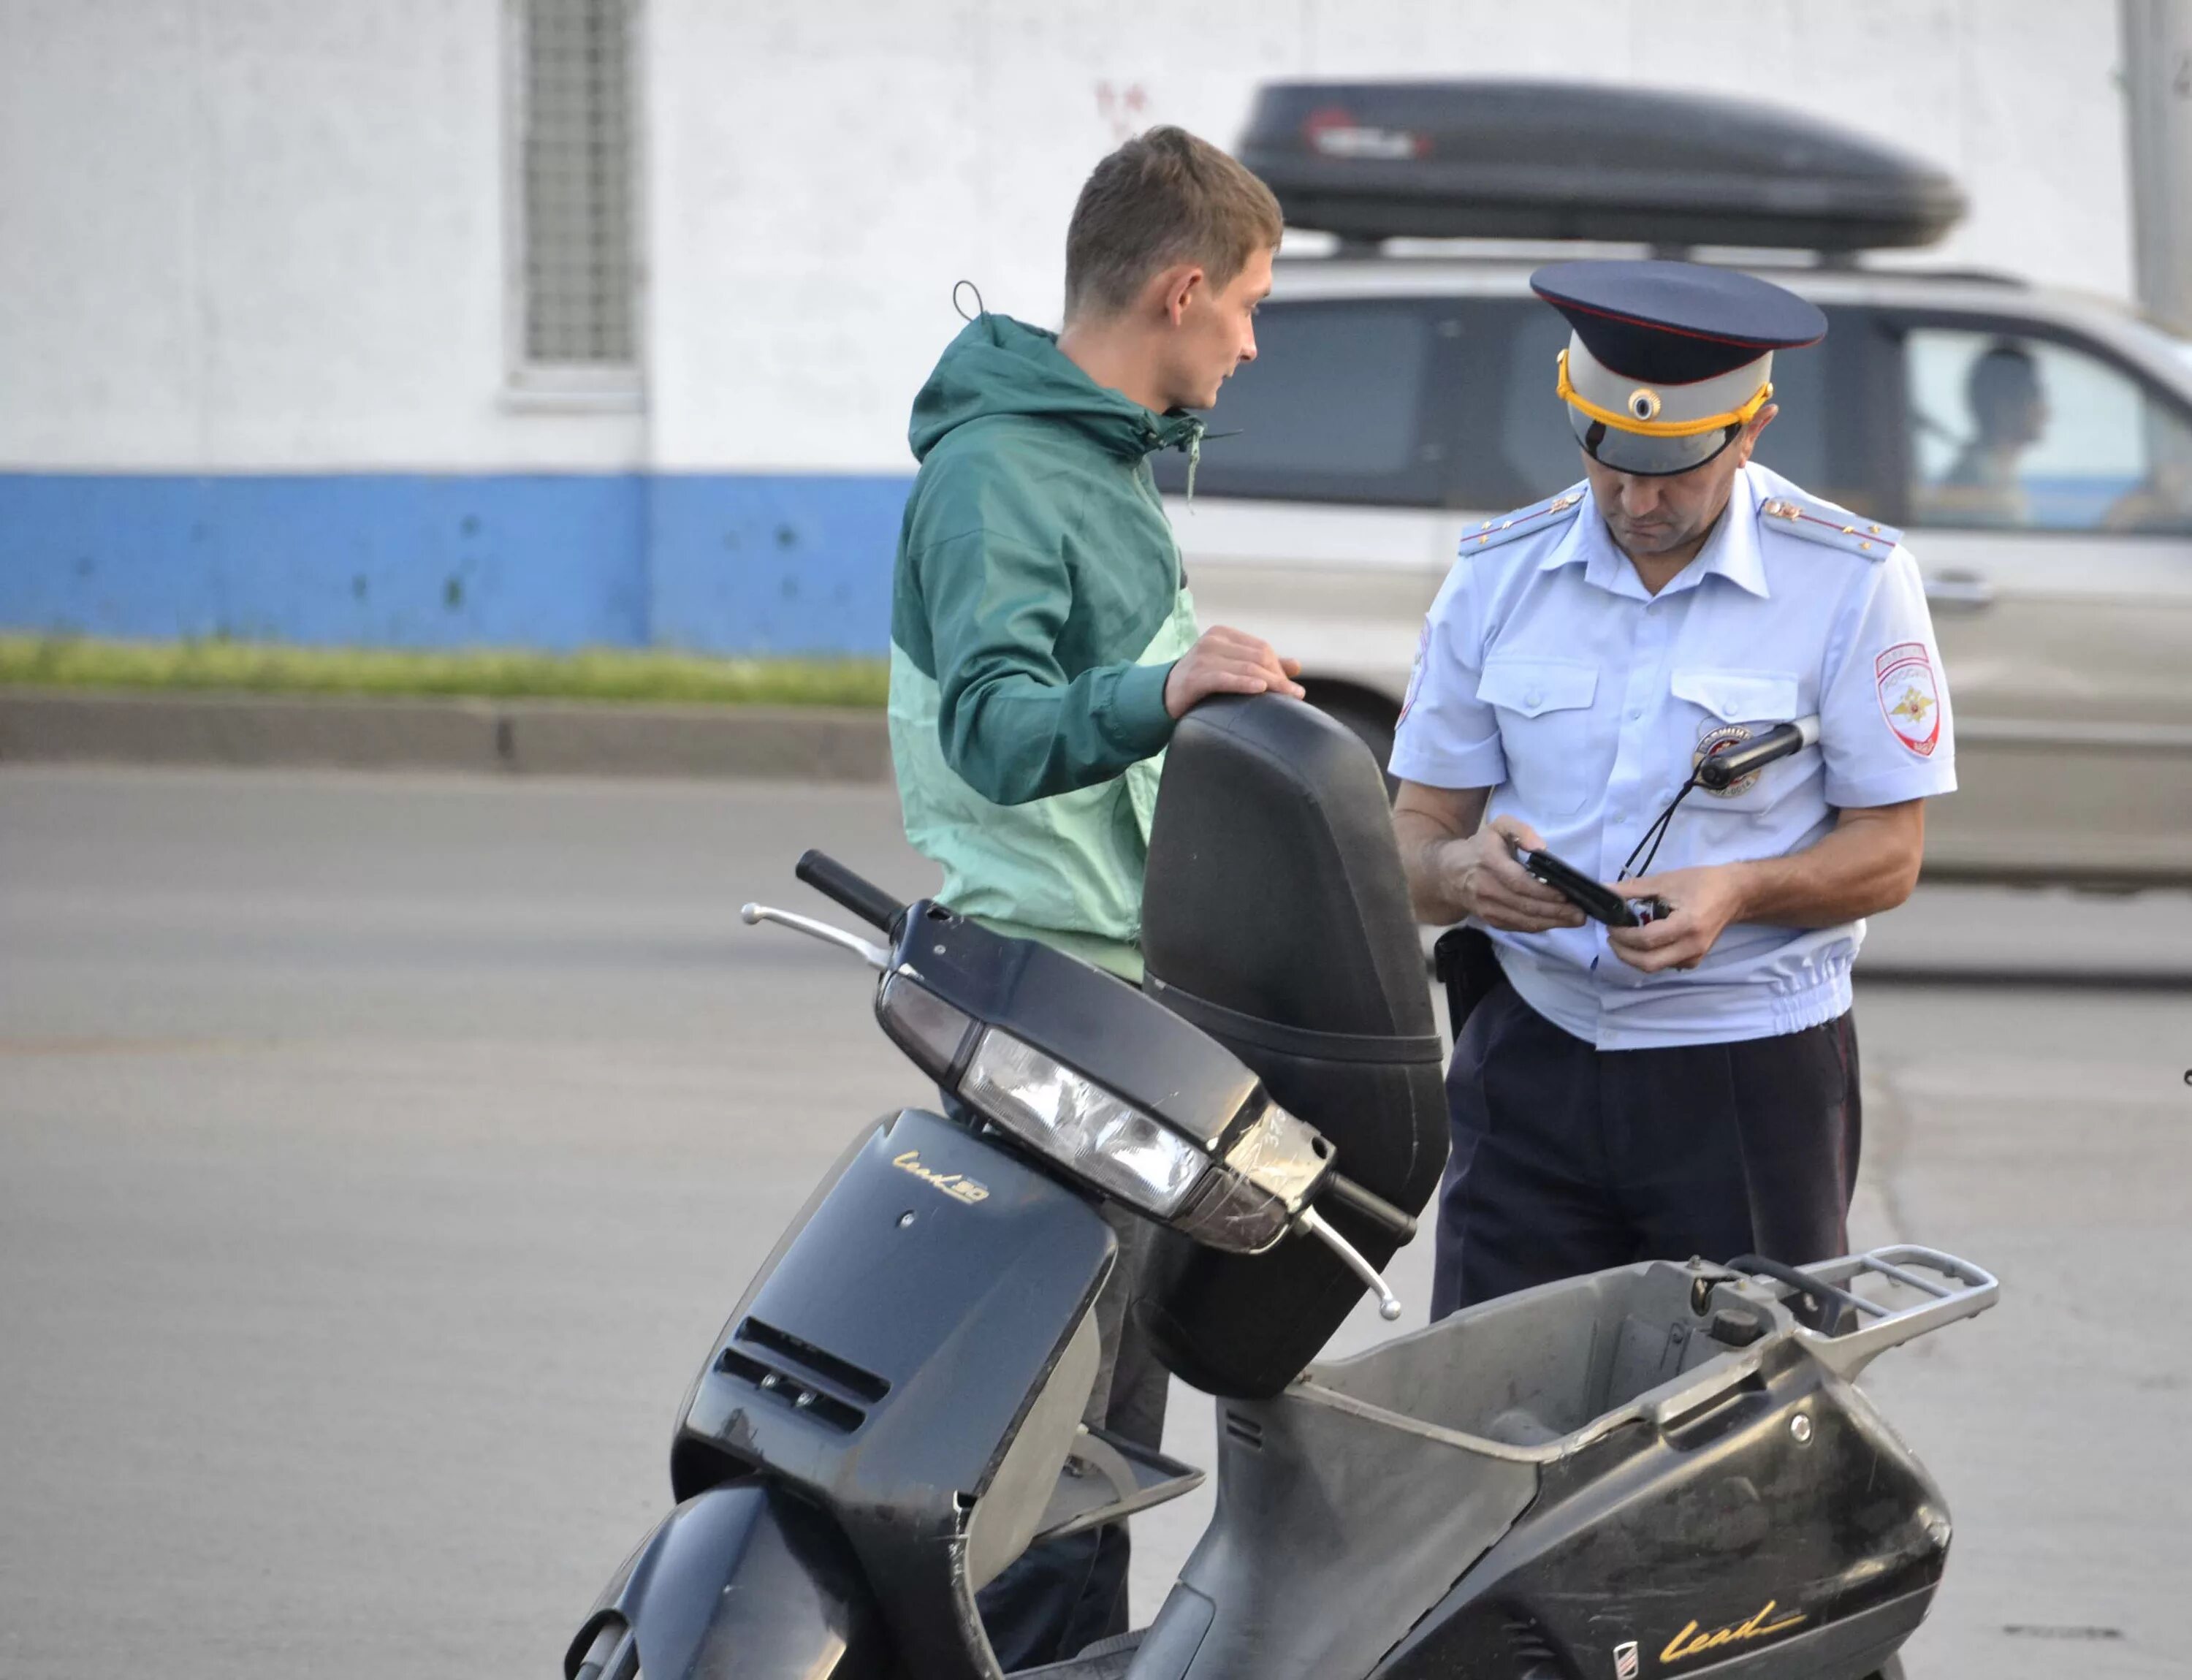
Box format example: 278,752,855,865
913,517,1179,808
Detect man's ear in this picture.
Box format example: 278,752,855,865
1149,262,1205,327
1734,403,1778,466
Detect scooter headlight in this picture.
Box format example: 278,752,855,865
959,1028,1209,1215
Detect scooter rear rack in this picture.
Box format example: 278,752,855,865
1732,1244,1999,1380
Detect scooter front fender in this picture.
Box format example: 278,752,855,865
566,1480,889,1680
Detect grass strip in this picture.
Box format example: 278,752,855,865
0,636,888,709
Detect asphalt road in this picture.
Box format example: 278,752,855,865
1,766,2186,1679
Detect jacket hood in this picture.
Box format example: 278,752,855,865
907,313,1203,464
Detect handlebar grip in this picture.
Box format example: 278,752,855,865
794,849,906,934
1318,1173,1418,1244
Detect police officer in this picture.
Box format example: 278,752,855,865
1390,260,1957,1317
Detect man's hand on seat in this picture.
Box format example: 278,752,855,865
1163,626,1306,719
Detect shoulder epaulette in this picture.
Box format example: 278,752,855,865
1461,482,1588,555
1757,492,1900,560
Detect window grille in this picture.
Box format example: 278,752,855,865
514,0,637,372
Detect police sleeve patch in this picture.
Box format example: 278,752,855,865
1876,642,1942,756
1758,493,1902,560
1461,482,1589,555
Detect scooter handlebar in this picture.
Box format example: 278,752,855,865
795,849,906,934
1318,1172,1418,1244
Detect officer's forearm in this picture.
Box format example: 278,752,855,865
1731,802,1926,928
1392,785,1491,924
1393,810,1470,924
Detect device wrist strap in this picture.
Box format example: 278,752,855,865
1619,775,1700,882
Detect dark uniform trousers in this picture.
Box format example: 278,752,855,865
1431,977,1862,1319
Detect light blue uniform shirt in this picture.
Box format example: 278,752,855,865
1390,463,1957,1050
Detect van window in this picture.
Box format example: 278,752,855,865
1160,287,1884,516
1152,299,1454,505
1900,326,2192,533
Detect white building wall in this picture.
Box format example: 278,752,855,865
0,0,2138,477
0,0,641,471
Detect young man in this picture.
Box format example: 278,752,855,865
890,126,1300,984
1390,260,1957,1319
888,128,1297,1665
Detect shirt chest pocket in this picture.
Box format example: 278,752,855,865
1477,658,1602,818
1670,668,1805,810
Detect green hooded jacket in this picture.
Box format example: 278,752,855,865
888,313,1203,981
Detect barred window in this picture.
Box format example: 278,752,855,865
511,0,638,376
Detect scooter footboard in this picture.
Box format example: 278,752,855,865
567,1481,890,1680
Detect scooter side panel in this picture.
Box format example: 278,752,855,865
568,1481,888,1680
1374,1341,1950,1680
1134,1391,1537,1680
671,1107,1114,1508
668,1106,1117,1680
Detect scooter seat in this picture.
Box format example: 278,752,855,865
1139,695,1448,1399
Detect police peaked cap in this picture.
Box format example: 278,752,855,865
1531,259,1827,476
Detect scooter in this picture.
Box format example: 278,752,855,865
564,696,1997,1680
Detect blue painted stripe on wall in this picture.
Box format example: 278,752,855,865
0,471,915,655
647,473,912,655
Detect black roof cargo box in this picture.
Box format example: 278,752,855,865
1239,81,1965,253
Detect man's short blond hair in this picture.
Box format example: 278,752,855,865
1064,126,1284,321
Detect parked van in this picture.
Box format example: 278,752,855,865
1160,84,2192,885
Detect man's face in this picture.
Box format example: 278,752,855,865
1581,411,1773,562
1160,246,1274,411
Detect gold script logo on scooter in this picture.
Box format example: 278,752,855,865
893,1149,991,1206
1660,1600,1806,1666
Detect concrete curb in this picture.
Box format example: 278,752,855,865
0,688,891,782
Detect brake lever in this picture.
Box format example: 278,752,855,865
741,903,893,970
1296,1206,1404,1321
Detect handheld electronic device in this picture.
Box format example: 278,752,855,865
1516,847,1671,928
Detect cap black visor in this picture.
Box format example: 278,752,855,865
1572,411,1742,477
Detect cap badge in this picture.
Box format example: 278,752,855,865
1627,388,1663,422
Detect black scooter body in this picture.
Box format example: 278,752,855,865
1379,1340,1945,1680
1111,1253,1952,1680
574,1481,886,1680
571,1106,1119,1680
568,697,1991,1680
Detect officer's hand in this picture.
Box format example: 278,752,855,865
1163,626,1306,719
1604,864,1751,973
1450,816,1586,933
